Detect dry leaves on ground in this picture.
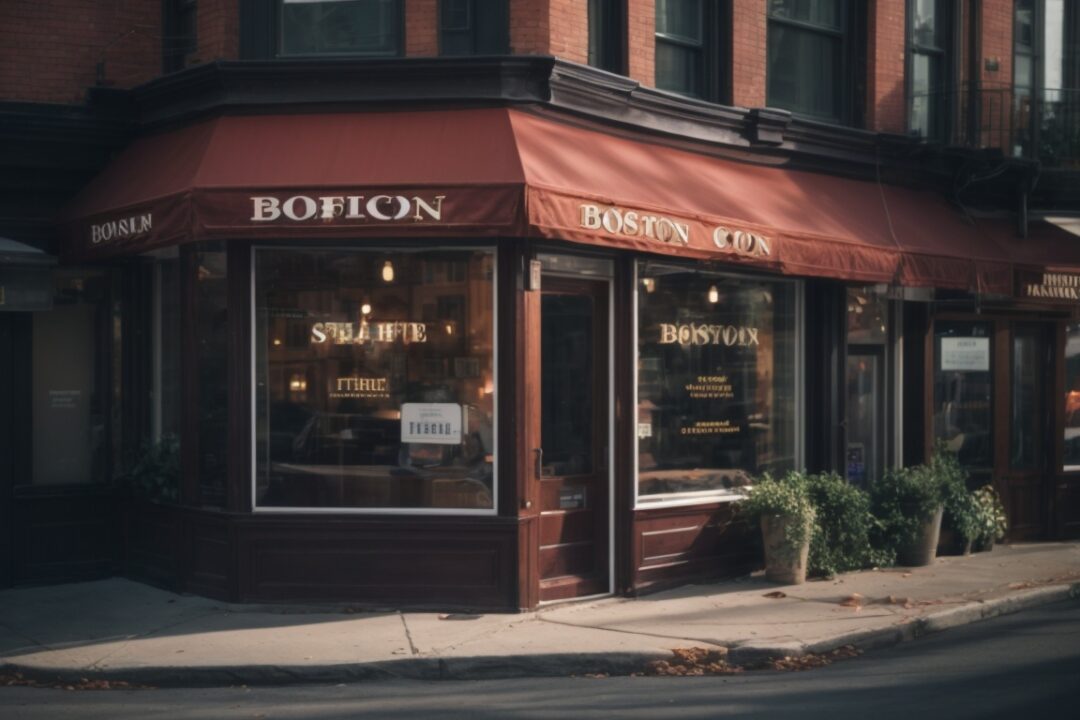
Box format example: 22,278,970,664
839,593,865,608
764,645,863,672
0,672,146,691
762,591,787,599
644,647,742,676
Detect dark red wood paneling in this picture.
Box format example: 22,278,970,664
631,502,758,594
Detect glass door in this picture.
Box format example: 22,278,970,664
1005,323,1051,539
536,275,610,602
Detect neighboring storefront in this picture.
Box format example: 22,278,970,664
2,103,1076,609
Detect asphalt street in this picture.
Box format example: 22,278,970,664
2,598,1079,720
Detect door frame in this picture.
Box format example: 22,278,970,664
528,254,615,603
926,311,1061,539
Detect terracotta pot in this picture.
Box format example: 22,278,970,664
760,512,812,585
897,506,944,567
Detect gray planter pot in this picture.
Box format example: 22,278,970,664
760,512,812,585
897,505,944,567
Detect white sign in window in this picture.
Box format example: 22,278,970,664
941,338,990,371
401,403,463,445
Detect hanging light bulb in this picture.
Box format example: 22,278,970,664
381,260,395,282
707,285,719,304
361,302,372,316
642,277,656,293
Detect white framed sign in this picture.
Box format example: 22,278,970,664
940,337,990,371
401,403,463,445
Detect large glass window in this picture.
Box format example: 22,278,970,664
655,1,729,101
589,0,625,73
196,246,228,506
908,0,953,140
31,269,118,485
1064,323,1080,469
254,248,496,512
279,0,402,57
933,321,993,469
636,264,800,504
767,0,854,123
439,0,509,56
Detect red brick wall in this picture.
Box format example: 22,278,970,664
196,0,240,63
981,0,1012,88
627,0,655,85
511,0,550,55
731,0,766,108
547,0,588,64
0,0,160,104
867,0,906,133
406,0,439,56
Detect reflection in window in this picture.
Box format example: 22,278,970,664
1065,324,1080,468
254,248,495,511
767,0,850,122
279,0,402,57
933,321,992,468
656,0,705,97
32,270,115,485
846,286,888,344
637,264,799,502
908,0,952,140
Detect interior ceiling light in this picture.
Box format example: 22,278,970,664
381,260,395,282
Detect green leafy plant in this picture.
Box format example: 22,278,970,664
869,460,945,561
804,472,890,577
972,485,1008,545
740,471,814,561
938,451,981,547
121,434,180,503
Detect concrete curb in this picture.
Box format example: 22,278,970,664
3,582,1078,687
730,581,1080,665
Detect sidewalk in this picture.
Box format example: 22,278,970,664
1,541,1078,686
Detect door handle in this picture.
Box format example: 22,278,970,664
534,447,544,478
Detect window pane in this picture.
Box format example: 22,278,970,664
656,40,701,96
541,294,594,476
1065,323,1080,467
154,257,182,441
254,248,496,511
1015,0,1035,50
846,353,882,487
197,247,228,505
656,0,702,42
933,321,993,469
1010,327,1045,470
767,23,841,119
910,0,942,49
768,0,842,30
281,0,400,56
637,265,799,500
846,286,888,344
589,0,624,71
32,270,112,485
910,51,942,137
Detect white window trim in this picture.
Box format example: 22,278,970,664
250,244,498,516
632,261,805,511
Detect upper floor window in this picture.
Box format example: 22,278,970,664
589,0,626,73
655,0,728,102
163,0,198,73
908,0,955,140
440,0,509,55
279,0,403,57
767,0,863,124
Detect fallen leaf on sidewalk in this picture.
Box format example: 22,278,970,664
839,593,865,608
582,673,609,679
902,573,912,578
1008,582,1035,590
766,645,862,672
762,591,787,599
645,647,739,676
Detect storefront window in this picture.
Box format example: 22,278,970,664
1065,323,1080,469
279,0,402,57
31,269,116,485
197,246,228,506
254,248,496,512
933,321,993,469
636,263,800,503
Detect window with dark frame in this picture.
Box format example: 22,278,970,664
655,0,728,102
439,0,509,56
908,0,954,141
589,0,626,74
163,0,198,73
767,0,863,124
278,0,403,57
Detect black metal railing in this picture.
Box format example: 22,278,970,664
909,84,1080,169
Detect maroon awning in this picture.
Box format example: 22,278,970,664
62,107,1080,297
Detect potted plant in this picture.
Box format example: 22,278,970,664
742,472,815,584
971,485,1008,551
805,472,889,578
940,455,981,555
870,459,946,567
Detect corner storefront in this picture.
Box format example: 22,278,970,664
10,104,1072,609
